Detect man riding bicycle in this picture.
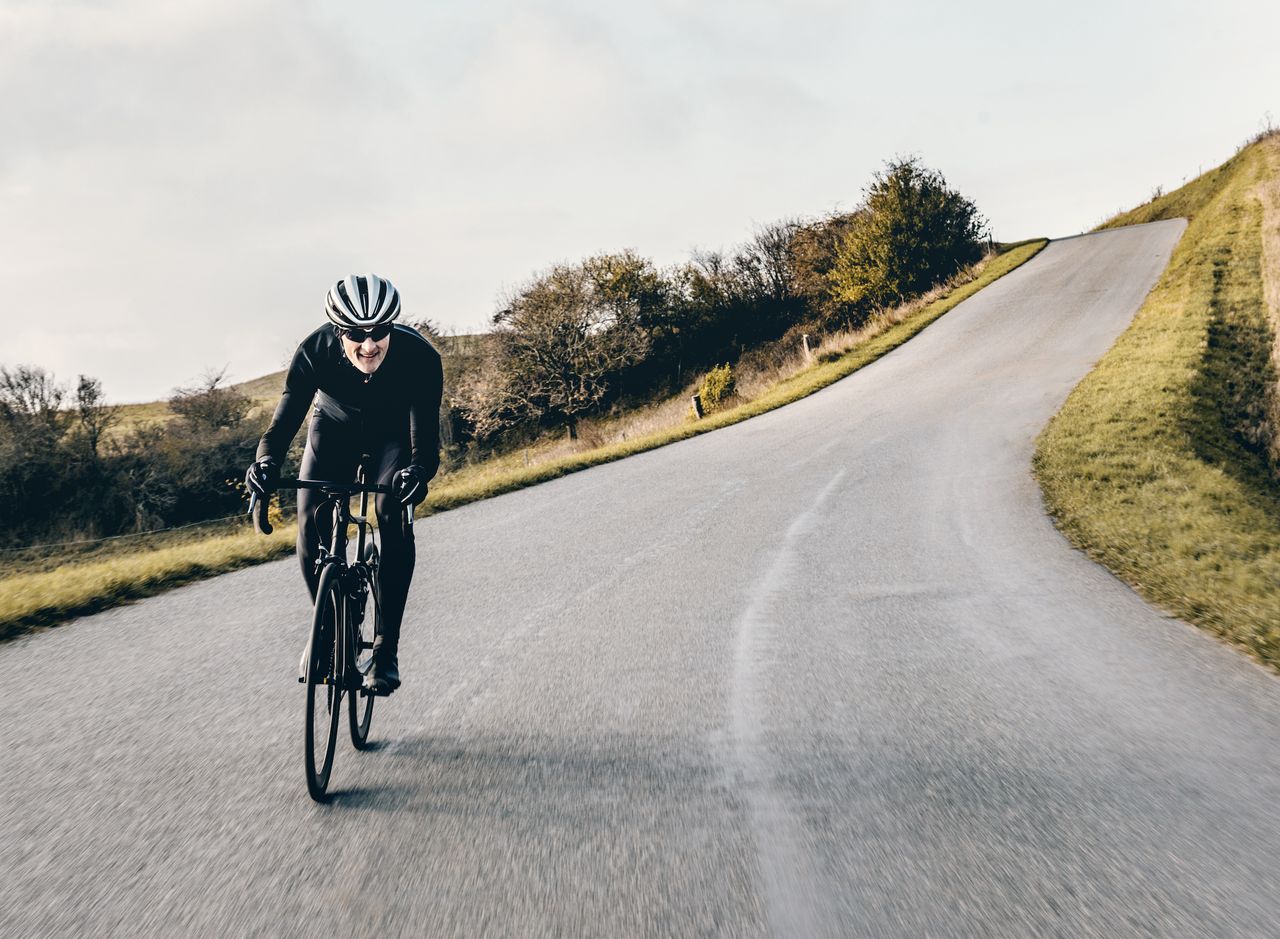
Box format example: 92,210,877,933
245,274,442,696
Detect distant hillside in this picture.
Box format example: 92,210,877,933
112,332,484,435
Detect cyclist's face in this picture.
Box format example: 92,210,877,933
341,332,390,374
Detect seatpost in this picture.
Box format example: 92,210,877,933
356,453,373,561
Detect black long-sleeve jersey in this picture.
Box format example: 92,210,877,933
256,323,444,478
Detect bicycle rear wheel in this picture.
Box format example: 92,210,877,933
349,545,378,749
305,563,345,801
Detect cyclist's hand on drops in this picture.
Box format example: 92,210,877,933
393,464,427,507
245,457,279,497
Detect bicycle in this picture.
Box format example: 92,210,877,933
249,459,412,802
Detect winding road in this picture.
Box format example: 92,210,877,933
5,218,1279,937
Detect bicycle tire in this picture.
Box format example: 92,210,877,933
349,544,378,749
305,563,345,801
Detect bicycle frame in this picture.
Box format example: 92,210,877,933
249,460,402,687
311,468,375,575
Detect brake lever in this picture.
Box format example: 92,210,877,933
248,490,274,535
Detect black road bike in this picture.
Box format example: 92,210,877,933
250,461,411,801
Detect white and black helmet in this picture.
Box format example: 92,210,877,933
324,273,402,330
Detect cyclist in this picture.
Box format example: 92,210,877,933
245,274,442,695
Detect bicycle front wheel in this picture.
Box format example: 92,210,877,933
305,563,345,801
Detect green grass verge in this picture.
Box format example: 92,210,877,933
0,240,1045,639
1035,135,1280,668
0,528,297,640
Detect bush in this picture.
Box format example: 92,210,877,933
0,364,273,548
699,364,735,413
829,156,986,312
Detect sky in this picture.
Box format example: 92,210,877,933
2,0,1278,402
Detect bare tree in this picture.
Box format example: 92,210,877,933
168,367,251,432
74,374,117,458
0,365,68,459
461,254,655,440
405,317,443,340
743,218,803,305
788,210,863,325
453,348,520,442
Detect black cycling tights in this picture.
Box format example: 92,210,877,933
297,413,414,641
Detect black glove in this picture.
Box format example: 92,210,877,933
245,456,279,498
393,464,427,507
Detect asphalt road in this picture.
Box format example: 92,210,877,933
5,218,1280,938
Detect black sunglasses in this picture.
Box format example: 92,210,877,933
340,324,392,342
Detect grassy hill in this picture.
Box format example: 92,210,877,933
1035,130,1280,669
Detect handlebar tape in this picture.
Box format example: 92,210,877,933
248,492,273,536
